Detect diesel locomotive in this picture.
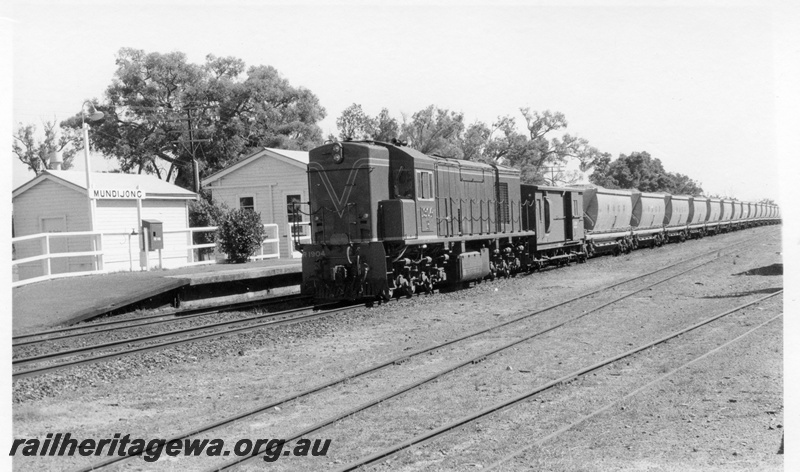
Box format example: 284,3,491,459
298,140,780,302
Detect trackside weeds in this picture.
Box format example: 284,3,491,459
9,433,331,462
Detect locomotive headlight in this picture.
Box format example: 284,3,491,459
362,213,369,219
332,143,343,164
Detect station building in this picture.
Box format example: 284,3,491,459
13,170,197,280
201,148,310,258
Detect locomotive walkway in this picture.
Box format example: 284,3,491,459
12,258,302,334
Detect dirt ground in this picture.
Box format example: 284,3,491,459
11,226,783,471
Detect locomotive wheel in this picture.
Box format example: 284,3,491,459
405,283,415,298
380,287,394,302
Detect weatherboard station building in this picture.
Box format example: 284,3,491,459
13,170,197,280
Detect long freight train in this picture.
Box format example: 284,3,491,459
298,140,780,302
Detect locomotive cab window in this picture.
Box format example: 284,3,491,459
393,166,414,199
416,171,433,200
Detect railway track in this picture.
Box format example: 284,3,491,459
482,309,783,471
12,300,341,379
12,293,310,346
71,231,774,471
15,231,767,381
331,291,782,472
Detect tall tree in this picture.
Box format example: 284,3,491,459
372,108,399,142
667,172,703,195
13,121,80,175
589,151,704,195
399,105,465,157
336,103,375,140
460,110,603,185
61,48,326,190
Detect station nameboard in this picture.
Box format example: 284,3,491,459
91,188,146,199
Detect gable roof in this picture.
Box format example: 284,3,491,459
13,170,197,200
202,148,309,185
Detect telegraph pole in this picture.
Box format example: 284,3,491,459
168,106,211,193
542,165,565,186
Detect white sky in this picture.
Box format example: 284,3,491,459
3,0,796,202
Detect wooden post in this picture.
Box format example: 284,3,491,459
44,234,51,277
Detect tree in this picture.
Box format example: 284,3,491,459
61,48,326,190
336,103,375,140
589,151,704,195
13,121,80,175
459,110,603,185
372,108,399,142
333,105,399,142
399,105,465,157
666,172,703,195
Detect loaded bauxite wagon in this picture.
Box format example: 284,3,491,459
664,194,691,242
742,202,752,227
706,198,723,235
687,196,709,238
631,191,667,247
730,200,744,230
719,199,734,232
581,186,634,255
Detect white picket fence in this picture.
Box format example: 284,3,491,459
11,223,280,288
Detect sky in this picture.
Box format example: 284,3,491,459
4,0,797,203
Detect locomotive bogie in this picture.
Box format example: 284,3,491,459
301,241,388,300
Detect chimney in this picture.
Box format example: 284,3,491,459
49,150,63,170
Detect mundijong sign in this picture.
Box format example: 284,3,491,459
91,188,146,199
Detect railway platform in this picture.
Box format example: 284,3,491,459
12,258,302,334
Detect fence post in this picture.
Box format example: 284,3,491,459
44,234,51,277
97,233,104,271
188,228,194,264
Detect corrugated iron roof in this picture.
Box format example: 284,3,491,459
201,147,309,185
28,170,197,198
267,148,308,164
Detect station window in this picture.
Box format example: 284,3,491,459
239,196,255,212
287,194,303,235
573,199,580,217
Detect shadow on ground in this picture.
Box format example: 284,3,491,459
735,263,783,276
701,287,783,299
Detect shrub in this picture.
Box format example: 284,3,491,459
217,208,266,263
189,192,228,260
